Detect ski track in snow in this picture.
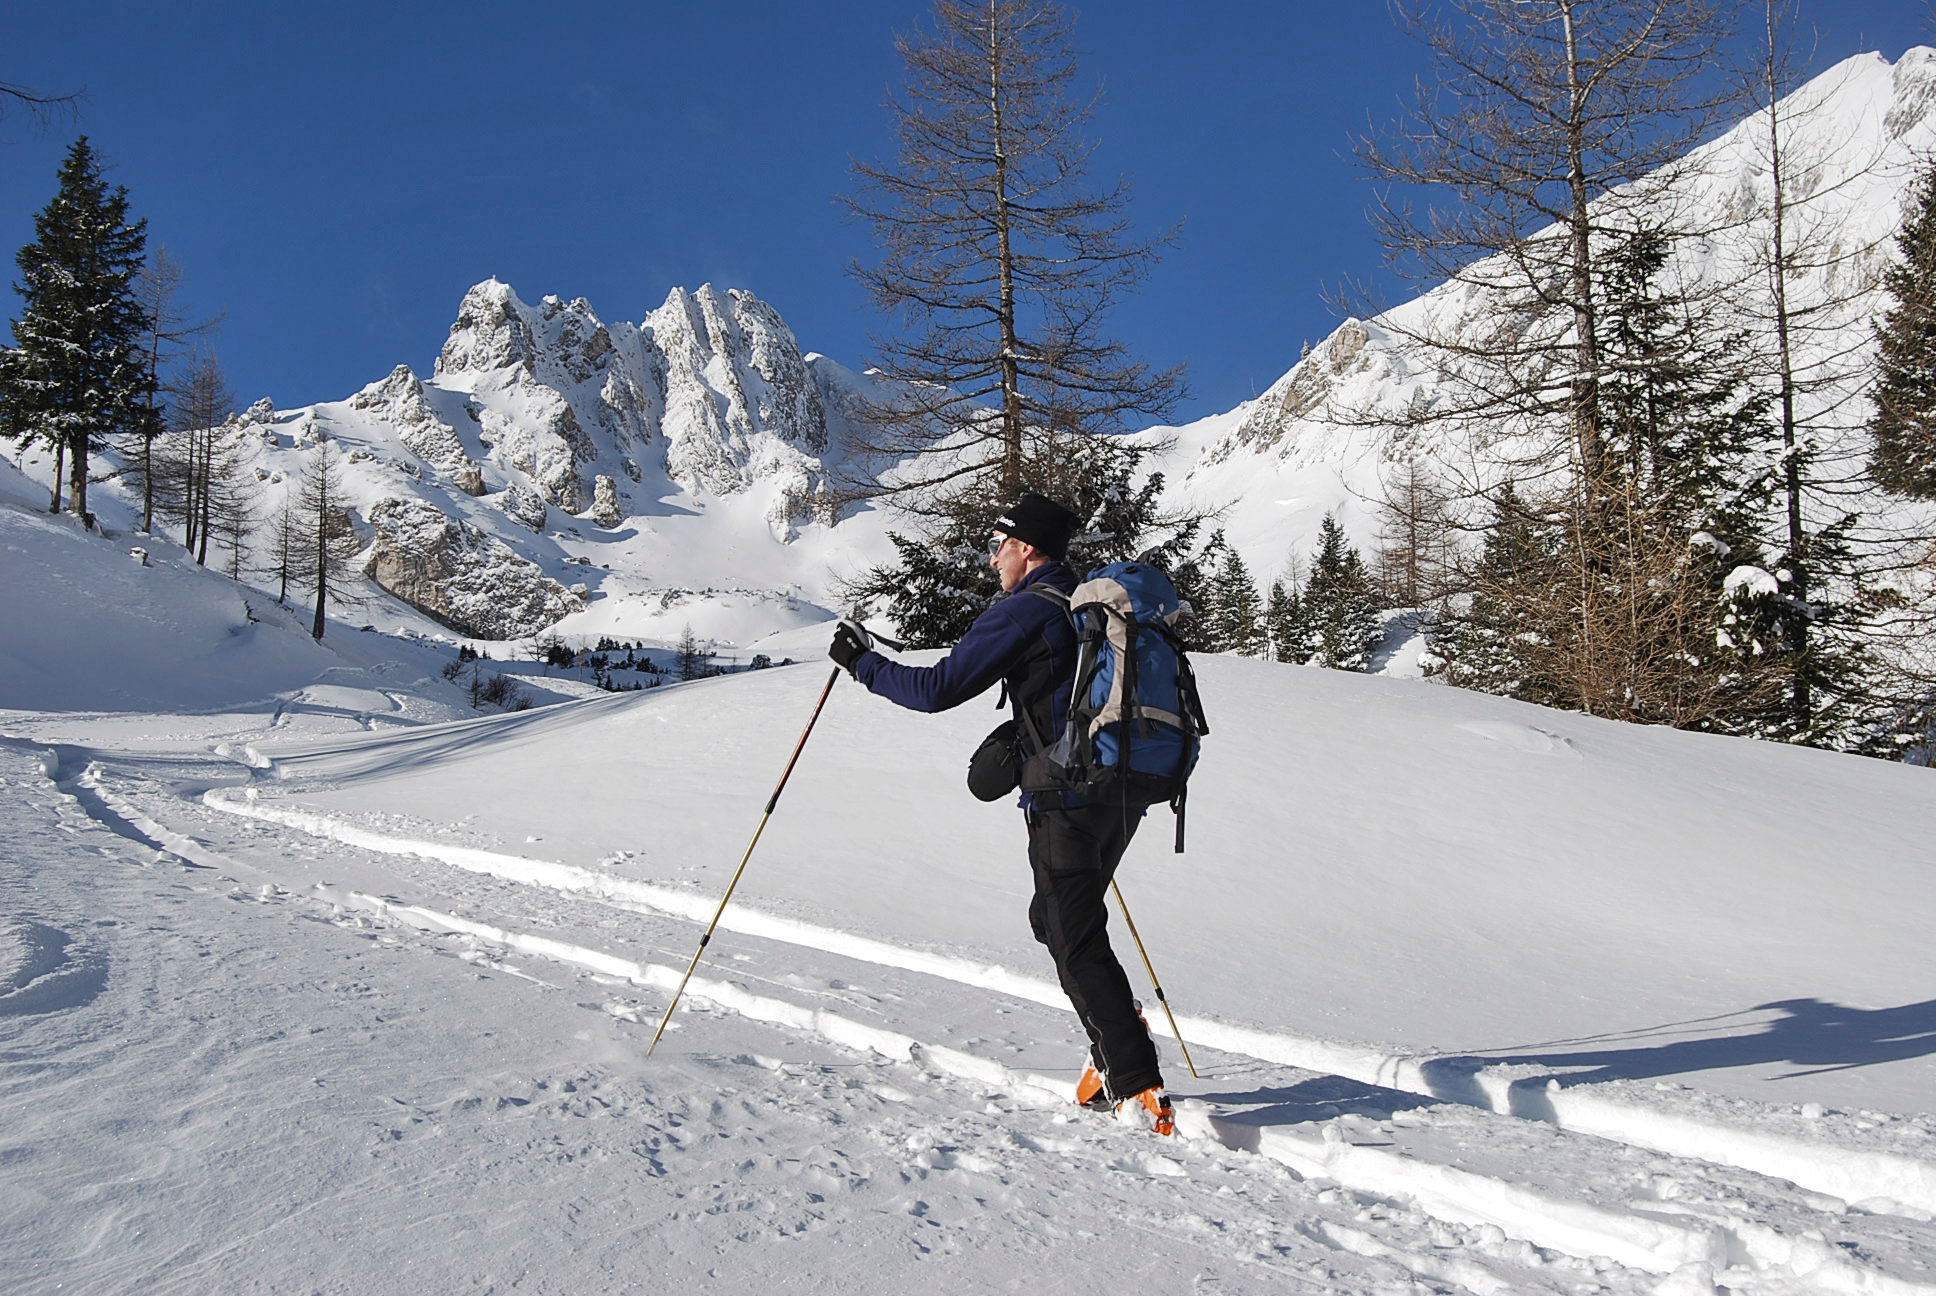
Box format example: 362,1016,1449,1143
185,774,1936,1226
0,741,1586,1296
17,737,1934,1296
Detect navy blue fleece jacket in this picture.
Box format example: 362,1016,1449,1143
852,562,1079,737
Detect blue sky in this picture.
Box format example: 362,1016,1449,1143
3,1,1930,423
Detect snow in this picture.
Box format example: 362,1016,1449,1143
5,464,1936,1294
1727,565,1782,599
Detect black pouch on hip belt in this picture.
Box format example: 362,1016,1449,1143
966,719,1021,801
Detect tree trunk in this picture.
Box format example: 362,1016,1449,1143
1561,0,1605,502
140,432,155,533
67,429,89,521
311,483,331,640
986,0,1024,500
1762,0,1810,729
196,434,212,566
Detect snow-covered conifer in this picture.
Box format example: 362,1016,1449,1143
0,137,153,521
1210,549,1265,657
1303,514,1382,671
1265,575,1313,665
1870,156,1936,501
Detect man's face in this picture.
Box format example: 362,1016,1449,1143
989,532,1034,592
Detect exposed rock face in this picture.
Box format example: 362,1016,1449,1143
363,497,581,640
475,402,583,511
589,475,621,528
649,285,829,495
432,278,837,533
263,276,884,645
351,366,484,495
486,483,549,532
437,280,537,375
1211,319,1378,467
1886,46,1936,139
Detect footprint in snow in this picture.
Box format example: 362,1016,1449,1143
0,920,108,1017
1456,721,1581,758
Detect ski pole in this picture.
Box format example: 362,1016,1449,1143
1111,879,1201,1079
647,663,842,1055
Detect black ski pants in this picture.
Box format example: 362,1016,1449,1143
1025,802,1162,1099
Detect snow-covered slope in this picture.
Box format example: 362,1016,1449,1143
5,625,1935,1292
10,43,1936,1296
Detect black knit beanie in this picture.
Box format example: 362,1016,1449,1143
991,492,1080,560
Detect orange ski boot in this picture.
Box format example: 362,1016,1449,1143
1116,1086,1175,1136
1075,1063,1112,1110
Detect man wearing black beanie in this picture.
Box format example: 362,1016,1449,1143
828,492,1172,1135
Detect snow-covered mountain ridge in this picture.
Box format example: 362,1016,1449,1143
1156,47,1936,587
128,278,905,648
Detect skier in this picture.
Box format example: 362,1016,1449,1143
829,492,1172,1134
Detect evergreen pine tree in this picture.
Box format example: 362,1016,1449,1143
1303,514,1382,671
1049,437,1204,572
851,520,1000,649
846,438,1206,648
1579,227,1800,732
1265,575,1314,665
1176,530,1232,650
1210,549,1265,656
0,138,154,522
1440,229,1852,736
1870,156,1936,500
1432,484,1561,700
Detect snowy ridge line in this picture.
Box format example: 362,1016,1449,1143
201,789,1936,1220
316,887,1720,1286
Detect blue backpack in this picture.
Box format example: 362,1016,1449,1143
1020,561,1209,851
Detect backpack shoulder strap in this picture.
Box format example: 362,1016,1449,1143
1025,584,1072,618
1005,583,1076,748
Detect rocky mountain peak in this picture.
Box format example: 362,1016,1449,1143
435,278,536,378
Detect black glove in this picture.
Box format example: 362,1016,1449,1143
829,618,874,675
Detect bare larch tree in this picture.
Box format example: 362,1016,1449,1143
843,0,1183,510
1353,0,1745,504
294,436,362,641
